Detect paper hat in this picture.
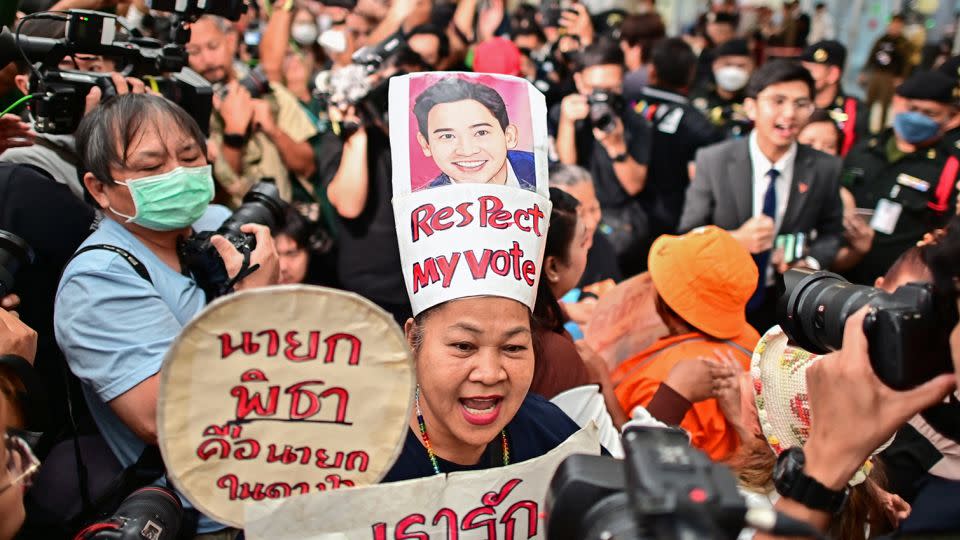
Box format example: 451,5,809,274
389,72,552,316
751,326,890,486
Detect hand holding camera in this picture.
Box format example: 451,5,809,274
217,81,255,134
0,304,38,364
83,72,148,115
210,223,279,291
559,93,590,124
803,306,956,491
0,114,35,154
558,3,594,46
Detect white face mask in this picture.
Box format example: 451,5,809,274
319,29,347,54
291,23,319,45
714,66,750,92
317,14,333,33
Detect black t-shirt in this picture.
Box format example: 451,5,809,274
635,87,724,237
0,163,97,448
318,128,410,322
548,103,652,209
382,393,582,482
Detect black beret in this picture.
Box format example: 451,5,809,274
800,40,847,68
938,56,960,81
714,38,750,58
896,70,959,104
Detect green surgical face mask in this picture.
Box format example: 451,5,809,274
111,165,214,231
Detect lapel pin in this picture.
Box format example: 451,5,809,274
798,182,809,194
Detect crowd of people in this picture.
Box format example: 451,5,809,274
1,0,960,538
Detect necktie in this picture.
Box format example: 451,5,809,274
747,168,780,312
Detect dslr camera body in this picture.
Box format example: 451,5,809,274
587,89,625,134
177,182,284,301
547,426,746,540
779,268,958,390
74,486,184,540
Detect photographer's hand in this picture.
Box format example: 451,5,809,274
0,114,35,154
210,224,280,291
593,116,627,158
1,295,20,313
218,82,255,135
0,304,37,365
559,4,594,46
83,73,147,116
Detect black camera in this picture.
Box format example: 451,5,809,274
238,65,271,99
0,230,35,298
74,486,184,540
778,268,958,390
546,426,747,540
5,10,214,134
587,89,624,134
147,0,247,21
177,182,284,301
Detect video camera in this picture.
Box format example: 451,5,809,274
73,486,184,540
778,268,958,390
5,0,246,135
547,426,747,540
587,89,624,134
0,230,35,298
313,32,405,135
177,181,285,301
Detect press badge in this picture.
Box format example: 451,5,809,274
870,199,902,235
896,173,931,192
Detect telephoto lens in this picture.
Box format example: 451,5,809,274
777,268,882,354
0,230,36,298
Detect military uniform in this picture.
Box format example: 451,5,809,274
842,130,958,284
801,41,870,156
691,87,752,139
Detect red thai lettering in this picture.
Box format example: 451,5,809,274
219,331,259,358
230,378,280,420
432,508,459,540
232,439,260,460
284,331,321,362
323,333,361,365
256,329,280,356
345,451,369,472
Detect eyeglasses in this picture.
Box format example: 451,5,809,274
0,433,40,494
758,95,815,116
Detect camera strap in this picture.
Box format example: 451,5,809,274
218,245,259,296
67,245,153,284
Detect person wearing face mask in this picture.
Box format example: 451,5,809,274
691,38,754,139
800,40,869,157
54,94,279,539
840,70,960,286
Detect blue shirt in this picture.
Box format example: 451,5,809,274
54,206,230,533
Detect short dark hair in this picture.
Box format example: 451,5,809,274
890,13,905,23
619,13,666,48
574,39,625,73
533,187,580,333
75,93,207,185
651,37,697,90
413,77,509,138
277,204,311,249
406,23,450,61
804,108,844,151
745,59,815,99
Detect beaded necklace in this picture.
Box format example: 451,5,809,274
414,385,510,475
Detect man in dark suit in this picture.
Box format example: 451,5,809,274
413,77,537,191
679,59,844,333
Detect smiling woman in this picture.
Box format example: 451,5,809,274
382,296,581,481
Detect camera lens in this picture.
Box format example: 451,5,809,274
0,230,36,298
778,268,883,354
219,181,285,237
113,486,183,539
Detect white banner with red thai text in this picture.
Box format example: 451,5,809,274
244,423,600,539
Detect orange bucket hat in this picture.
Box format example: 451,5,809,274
647,226,757,339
